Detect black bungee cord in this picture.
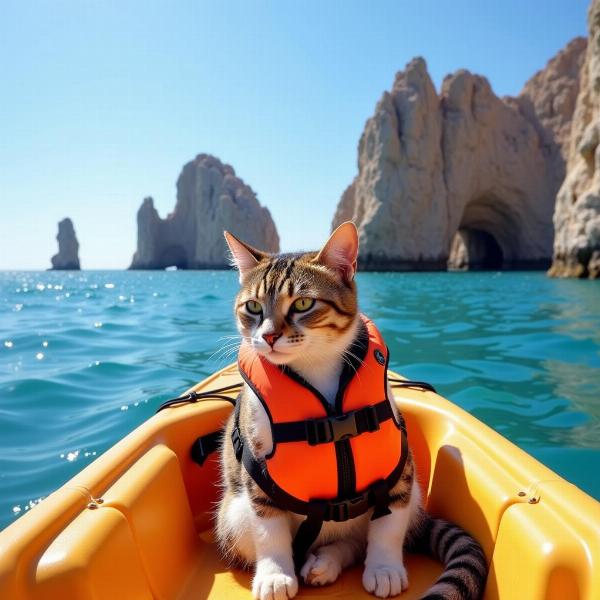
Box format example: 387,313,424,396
155,377,435,414
156,382,242,412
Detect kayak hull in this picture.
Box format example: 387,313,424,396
0,364,598,599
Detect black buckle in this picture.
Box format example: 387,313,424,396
231,426,243,460
330,412,360,441
305,406,381,445
325,493,370,522
305,412,359,445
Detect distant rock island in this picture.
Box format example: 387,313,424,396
130,154,279,269
550,0,600,278
50,218,80,270
333,38,586,272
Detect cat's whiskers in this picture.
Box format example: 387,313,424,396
342,349,368,386
209,335,251,363
341,347,366,371
214,348,241,363
209,340,241,356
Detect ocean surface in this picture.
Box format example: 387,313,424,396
0,270,599,530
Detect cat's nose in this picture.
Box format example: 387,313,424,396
262,332,282,347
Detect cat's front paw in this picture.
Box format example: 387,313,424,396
362,563,408,598
252,570,298,600
300,551,342,586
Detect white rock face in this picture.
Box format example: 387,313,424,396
334,40,585,271
50,218,80,270
333,58,447,269
130,154,279,269
519,37,587,173
550,1,600,278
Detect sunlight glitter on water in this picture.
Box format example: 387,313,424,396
0,270,599,530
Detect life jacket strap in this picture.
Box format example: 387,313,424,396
371,479,394,520
289,477,397,571
231,403,409,570
272,400,394,446
190,431,222,466
292,501,328,572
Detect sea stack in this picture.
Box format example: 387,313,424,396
550,0,600,279
130,154,279,269
333,39,585,271
50,218,81,270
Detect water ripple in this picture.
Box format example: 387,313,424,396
1,270,599,529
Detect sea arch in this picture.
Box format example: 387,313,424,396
447,193,521,271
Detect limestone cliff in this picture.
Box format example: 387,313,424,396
130,154,279,269
50,218,80,270
334,39,585,271
519,37,587,178
550,0,600,278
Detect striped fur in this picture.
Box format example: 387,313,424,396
217,225,488,599
406,509,487,599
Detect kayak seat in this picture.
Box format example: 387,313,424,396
36,505,152,599
37,444,201,600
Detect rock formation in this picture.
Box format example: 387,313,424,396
333,39,586,271
50,218,80,270
550,0,600,278
519,37,587,178
130,154,279,269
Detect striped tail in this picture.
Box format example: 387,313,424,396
406,510,487,600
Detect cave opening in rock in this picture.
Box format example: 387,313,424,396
448,228,505,271
160,245,188,270
448,194,521,271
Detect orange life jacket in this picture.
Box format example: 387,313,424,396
232,314,408,568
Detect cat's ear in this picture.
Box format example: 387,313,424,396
314,221,359,282
224,231,266,282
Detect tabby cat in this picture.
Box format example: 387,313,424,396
216,222,487,600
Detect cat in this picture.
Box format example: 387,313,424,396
216,222,487,600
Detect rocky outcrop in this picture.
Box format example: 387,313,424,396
50,218,80,270
130,154,279,269
334,39,586,271
332,57,447,270
519,37,587,178
550,1,600,278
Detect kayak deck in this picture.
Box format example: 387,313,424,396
182,531,443,599
0,364,598,599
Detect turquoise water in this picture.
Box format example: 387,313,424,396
1,270,599,530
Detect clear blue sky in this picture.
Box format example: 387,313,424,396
0,0,588,269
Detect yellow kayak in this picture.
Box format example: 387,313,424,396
0,364,598,599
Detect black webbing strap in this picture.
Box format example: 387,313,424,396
232,418,409,570
190,431,222,466
289,471,405,571
291,423,409,569
187,388,241,467
292,502,327,571
271,400,393,446
186,377,429,469
371,479,393,520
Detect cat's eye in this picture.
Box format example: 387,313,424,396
292,297,315,313
246,300,262,314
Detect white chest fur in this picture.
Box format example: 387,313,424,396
296,361,343,406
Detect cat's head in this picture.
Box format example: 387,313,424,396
224,222,359,367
